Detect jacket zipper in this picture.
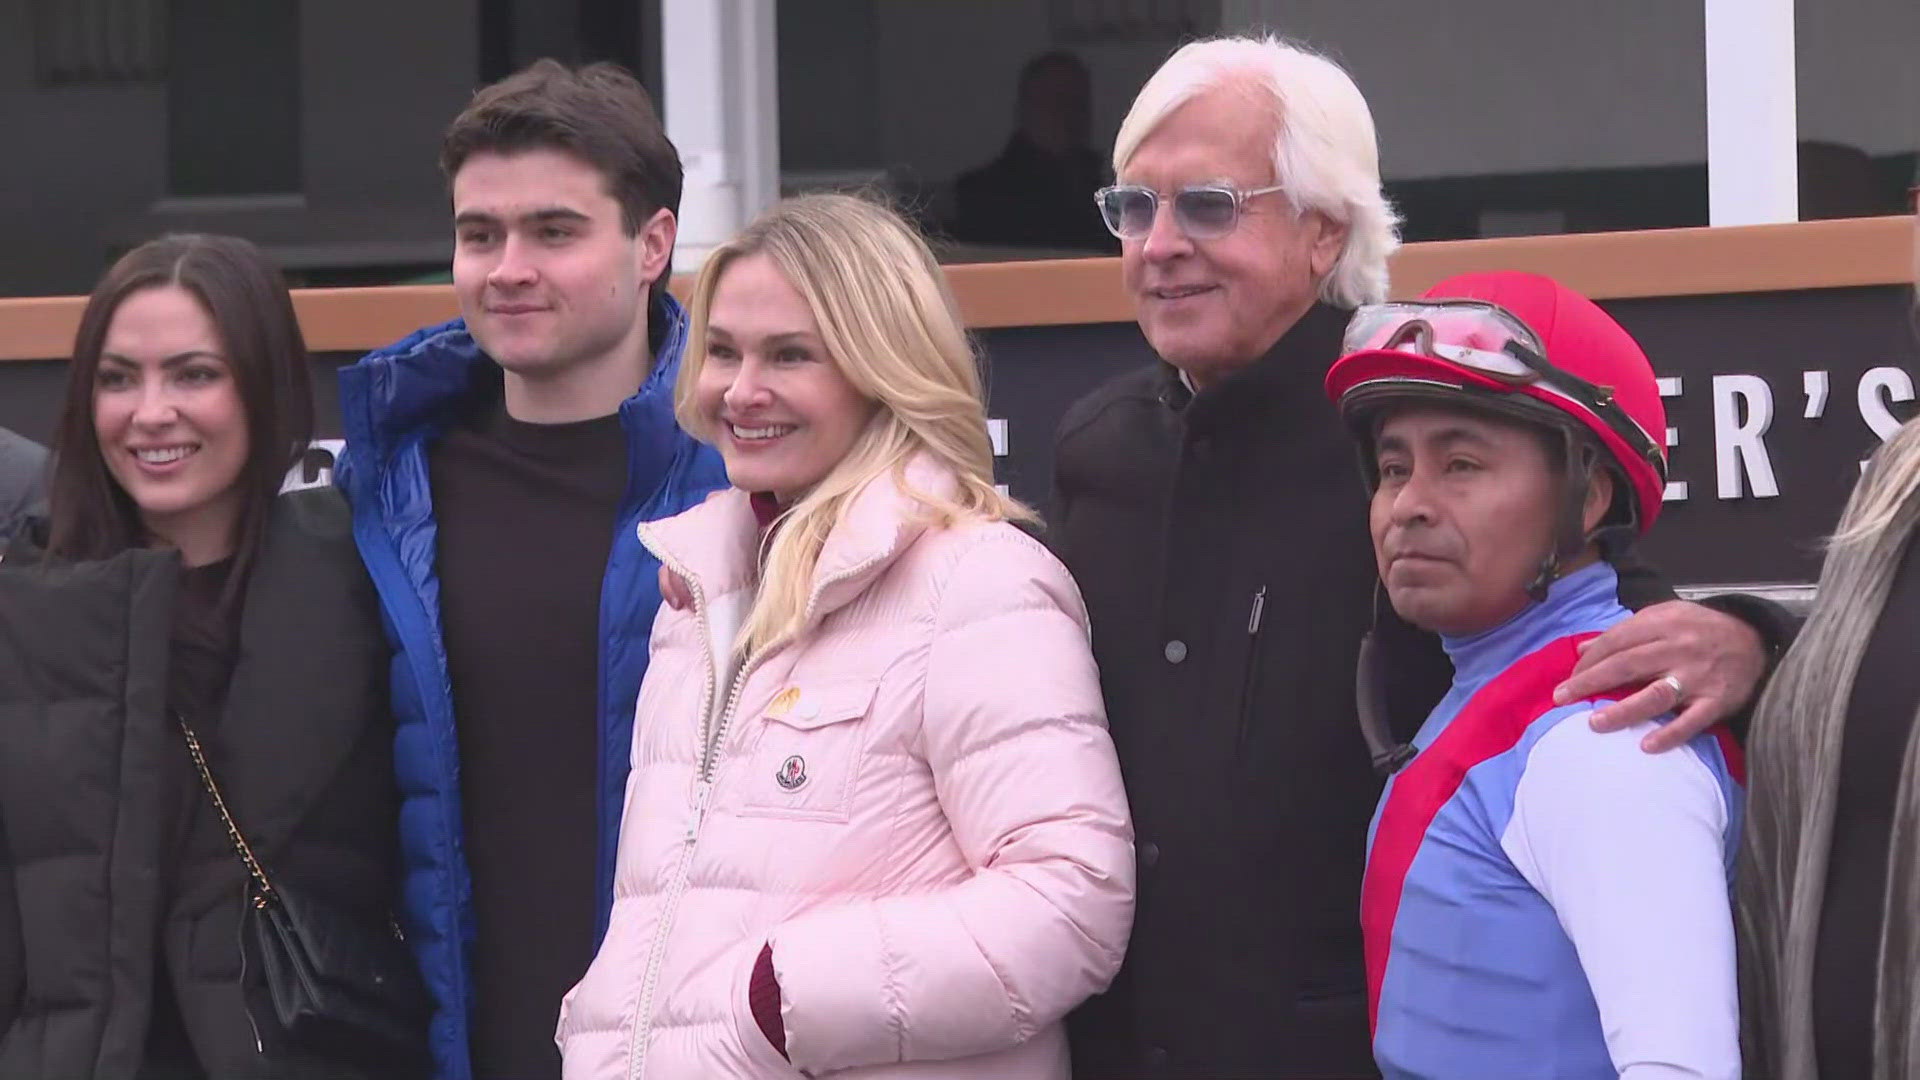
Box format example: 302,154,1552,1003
694,549,883,786
625,528,718,1080
623,532,887,1080
1234,585,1268,748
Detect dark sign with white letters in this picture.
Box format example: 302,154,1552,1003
970,286,1920,590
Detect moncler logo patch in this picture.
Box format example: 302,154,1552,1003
774,755,809,791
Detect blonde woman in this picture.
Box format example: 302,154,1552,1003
1741,205,1920,1079
556,194,1135,1080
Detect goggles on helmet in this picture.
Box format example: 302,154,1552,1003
1340,299,1668,487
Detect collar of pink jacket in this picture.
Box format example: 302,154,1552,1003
642,454,960,625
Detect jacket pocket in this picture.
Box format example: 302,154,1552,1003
736,681,879,824
730,939,798,1076
1234,585,1268,750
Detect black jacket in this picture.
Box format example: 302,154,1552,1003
1051,303,1686,1078
0,489,408,1079
0,427,46,543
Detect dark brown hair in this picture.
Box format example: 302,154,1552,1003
46,234,314,593
440,59,683,307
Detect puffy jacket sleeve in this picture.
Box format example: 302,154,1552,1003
768,532,1136,1073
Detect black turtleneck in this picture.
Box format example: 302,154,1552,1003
429,397,628,1080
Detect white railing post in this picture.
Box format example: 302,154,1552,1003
661,0,780,273
1704,0,1799,225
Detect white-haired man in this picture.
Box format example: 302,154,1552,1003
1049,35,1789,1078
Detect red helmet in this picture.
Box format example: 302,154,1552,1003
1324,271,1668,533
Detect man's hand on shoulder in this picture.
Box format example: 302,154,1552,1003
1551,600,1766,753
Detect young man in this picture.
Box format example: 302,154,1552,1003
1329,271,1742,1079
334,62,727,1080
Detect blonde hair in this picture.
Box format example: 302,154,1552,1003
1831,417,1920,550
679,193,1033,659
1112,34,1399,308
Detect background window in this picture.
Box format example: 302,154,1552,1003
1795,0,1917,220
776,0,1715,261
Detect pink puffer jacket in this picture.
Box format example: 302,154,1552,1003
557,459,1135,1080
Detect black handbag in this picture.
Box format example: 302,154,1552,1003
176,713,432,1071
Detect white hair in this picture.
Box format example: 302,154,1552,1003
1113,35,1399,308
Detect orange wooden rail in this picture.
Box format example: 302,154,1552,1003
0,216,1910,362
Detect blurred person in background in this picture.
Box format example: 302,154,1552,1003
951,51,1117,252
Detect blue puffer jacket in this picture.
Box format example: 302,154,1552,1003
333,296,729,1080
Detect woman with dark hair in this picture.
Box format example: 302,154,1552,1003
0,234,425,1079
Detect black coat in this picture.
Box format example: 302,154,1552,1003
0,489,407,1079
0,427,46,543
1051,303,1683,1078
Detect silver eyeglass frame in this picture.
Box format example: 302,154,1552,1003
1093,182,1287,240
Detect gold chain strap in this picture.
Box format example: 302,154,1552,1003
175,712,277,909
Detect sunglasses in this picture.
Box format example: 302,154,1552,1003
1094,183,1285,241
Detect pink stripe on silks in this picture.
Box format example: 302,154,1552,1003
1360,633,1603,1035
1711,727,1746,786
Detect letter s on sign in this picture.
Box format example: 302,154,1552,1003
1859,367,1916,444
